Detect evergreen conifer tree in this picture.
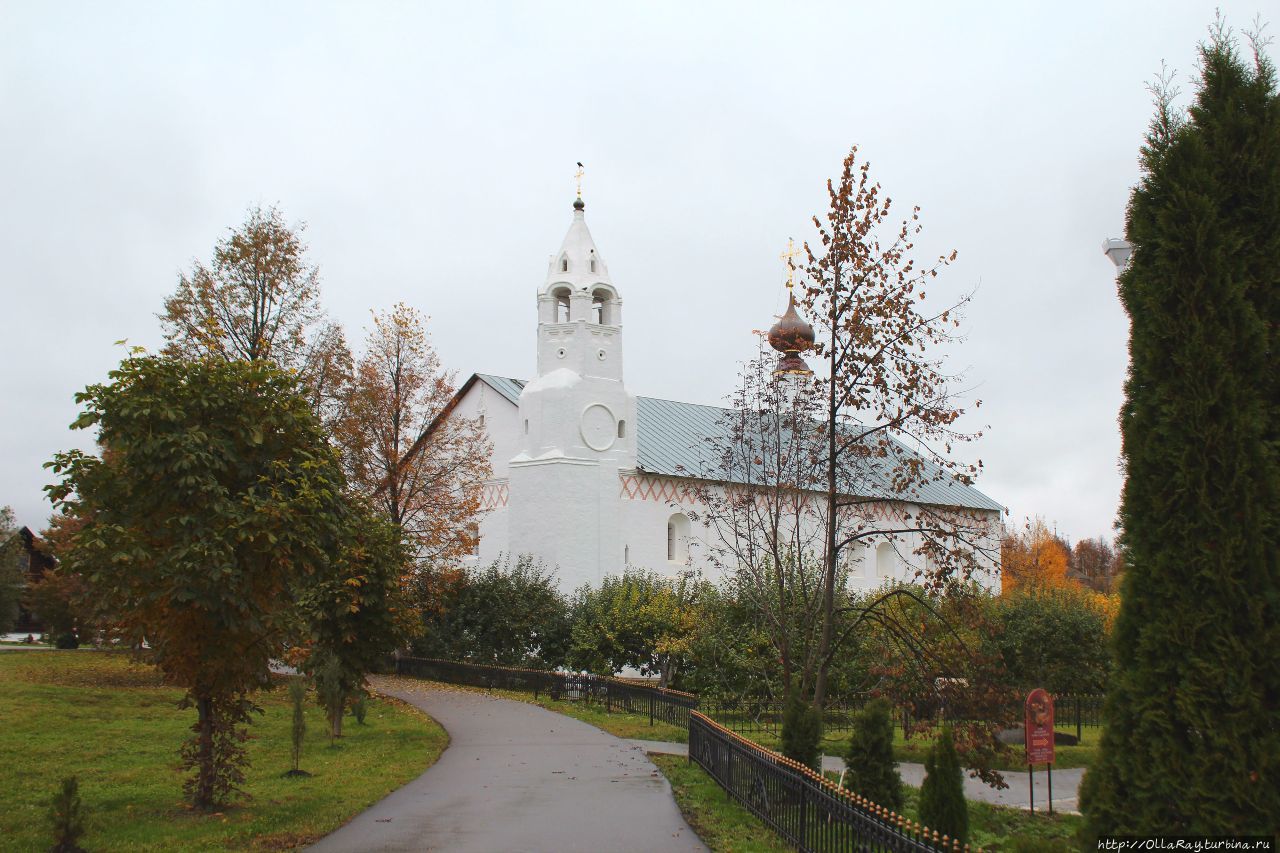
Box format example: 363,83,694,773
918,727,967,846
1080,23,1280,835
286,678,308,777
842,698,903,810
48,776,87,853
780,695,823,772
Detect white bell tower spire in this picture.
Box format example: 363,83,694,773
535,186,624,380
507,172,637,589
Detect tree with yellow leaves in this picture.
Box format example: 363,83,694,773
999,517,1070,594
158,206,352,424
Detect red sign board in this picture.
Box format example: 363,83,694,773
1024,689,1055,765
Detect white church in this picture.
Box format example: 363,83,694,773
431,194,1003,593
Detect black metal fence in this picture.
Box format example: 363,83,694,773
689,712,959,852
701,697,870,739
391,656,699,727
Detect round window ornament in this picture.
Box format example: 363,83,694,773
556,347,567,359
597,348,607,361
579,403,617,451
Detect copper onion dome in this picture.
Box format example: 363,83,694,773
768,292,815,376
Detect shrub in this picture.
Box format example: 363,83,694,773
919,727,967,846
54,632,79,650
843,698,902,810
350,694,368,725
780,695,822,772
48,776,87,853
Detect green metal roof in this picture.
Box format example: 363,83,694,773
472,374,1002,513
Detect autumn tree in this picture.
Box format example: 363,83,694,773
159,205,351,422
698,147,998,710
999,517,1070,593
46,355,349,809
797,147,999,710
336,303,490,567
1080,24,1280,835
1070,536,1118,592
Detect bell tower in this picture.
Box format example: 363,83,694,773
508,176,637,589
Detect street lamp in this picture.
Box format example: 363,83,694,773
1102,238,1132,273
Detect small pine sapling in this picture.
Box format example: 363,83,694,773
285,677,310,777
843,697,903,811
919,726,968,846
48,776,87,853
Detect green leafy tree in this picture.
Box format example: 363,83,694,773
298,507,418,738
568,568,699,686
412,555,570,668
919,727,967,846
780,694,823,772
988,585,1111,694
842,697,902,810
47,776,87,853
1081,23,1280,836
46,355,348,809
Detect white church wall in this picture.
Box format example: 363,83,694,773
617,473,720,582
452,381,519,569
615,473,1000,594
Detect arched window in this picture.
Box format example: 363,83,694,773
552,286,571,322
617,419,626,439
876,542,896,580
624,545,630,565
591,287,613,325
560,257,569,272
667,513,691,564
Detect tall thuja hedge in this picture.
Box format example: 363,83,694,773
1080,26,1280,834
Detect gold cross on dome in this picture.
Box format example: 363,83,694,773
574,162,585,199
779,238,801,288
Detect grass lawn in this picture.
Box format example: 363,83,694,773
650,754,792,853
0,650,448,852
900,785,1082,852
888,726,1100,772
741,725,1099,772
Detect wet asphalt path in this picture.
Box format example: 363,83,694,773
309,676,706,853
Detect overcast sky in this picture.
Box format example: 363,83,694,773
1,2,1267,542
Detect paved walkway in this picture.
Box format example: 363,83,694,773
310,677,706,853
630,740,1085,814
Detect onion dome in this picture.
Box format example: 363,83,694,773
768,292,815,376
